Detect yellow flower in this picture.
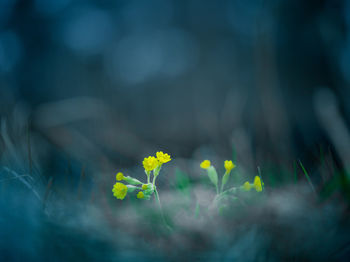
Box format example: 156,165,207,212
137,191,144,199
116,172,124,181
156,151,171,164
253,176,263,192
142,184,148,190
142,156,159,171
242,181,252,191
112,182,128,200
224,160,235,172
200,160,211,169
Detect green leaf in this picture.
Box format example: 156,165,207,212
221,171,230,189
124,176,143,185
126,185,138,192
207,166,218,187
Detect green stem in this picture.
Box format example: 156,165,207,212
221,171,229,193
152,166,161,186
213,187,241,209
146,171,150,184
152,174,157,186
219,187,238,197
154,187,162,209
154,187,172,231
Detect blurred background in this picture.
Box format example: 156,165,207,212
1,0,349,168
1,0,350,261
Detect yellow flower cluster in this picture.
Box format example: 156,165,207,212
201,159,236,172
156,151,171,164
137,191,144,199
143,156,159,171
143,151,172,171
116,172,124,181
112,182,128,200
241,176,263,192
224,160,235,172
113,151,171,201
254,176,263,192
243,181,251,191
200,158,264,195
200,160,211,169
200,159,236,193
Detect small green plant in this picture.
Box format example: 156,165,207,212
112,151,171,206
200,159,264,207
112,153,264,221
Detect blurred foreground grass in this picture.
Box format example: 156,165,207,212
0,119,350,262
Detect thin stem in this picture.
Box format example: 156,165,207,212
146,171,150,184
154,187,172,231
154,187,162,210
152,165,163,185
220,171,229,193
152,174,157,186
152,165,161,186
218,187,238,198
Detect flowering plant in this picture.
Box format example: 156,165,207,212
200,159,263,193
200,159,264,212
112,151,171,202
112,152,264,220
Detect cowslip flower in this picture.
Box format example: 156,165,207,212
221,160,236,192
200,160,211,169
116,172,124,181
112,182,128,200
224,160,235,173
242,181,252,191
241,176,263,192
253,176,263,192
156,151,171,164
142,183,154,195
200,160,218,193
143,156,159,171
137,191,145,199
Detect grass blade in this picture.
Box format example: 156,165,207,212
298,160,316,193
